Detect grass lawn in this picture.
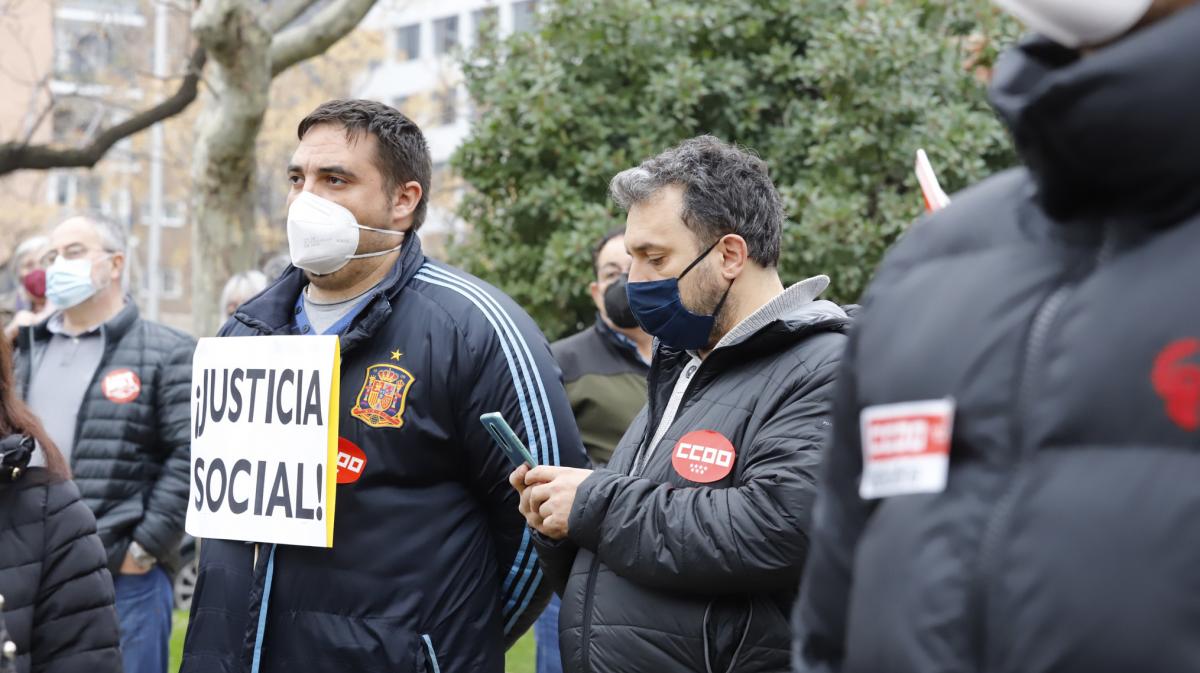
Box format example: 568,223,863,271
169,610,537,673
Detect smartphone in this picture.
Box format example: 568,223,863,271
480,412,538,468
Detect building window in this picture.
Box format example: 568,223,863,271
394,23,420,61
433,15,459,56
78,174,102,209
434,89,457,126
473,7,499,46
55,23,113,80
141,268,183,300
140,201,185,228
53,173,75,206
512,1,539,33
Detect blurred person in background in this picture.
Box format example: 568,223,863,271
219,270,269,321
3,237,53,345
552,228,652,469
13,214,194,673
261,251,291,281
793,1,1200,671
0,325,122,673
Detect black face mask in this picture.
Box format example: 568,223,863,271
603,275,640,329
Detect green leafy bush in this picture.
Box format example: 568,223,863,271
454,0,1020,338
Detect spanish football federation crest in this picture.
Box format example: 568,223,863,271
350,364,415,428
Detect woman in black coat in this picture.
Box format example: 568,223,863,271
0,335,121,673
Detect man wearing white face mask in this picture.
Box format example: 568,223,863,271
793,1,1200,672
181,99,587,673
13,213,195,673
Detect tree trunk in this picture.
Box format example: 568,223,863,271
188,0,379,336
190,0,272,336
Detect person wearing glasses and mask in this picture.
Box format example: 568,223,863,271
511,136,851,673
12,214,195,673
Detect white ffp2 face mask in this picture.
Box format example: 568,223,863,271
993,0,1154,48
286,191,405,276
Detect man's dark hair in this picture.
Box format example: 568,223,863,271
591,226,625,279
297,99,433,230
608,135,783,267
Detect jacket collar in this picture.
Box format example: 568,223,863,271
713,275,839,351
30,297,139,344
593,316,651,368
232,233,427,352
989,3,1200,227
652,276,850,376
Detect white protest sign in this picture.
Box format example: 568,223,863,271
186,335,340,548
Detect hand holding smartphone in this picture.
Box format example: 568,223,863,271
480,412,538,468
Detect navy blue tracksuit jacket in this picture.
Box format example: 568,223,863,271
181,235,586,673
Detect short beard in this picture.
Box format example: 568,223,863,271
683,262,736,351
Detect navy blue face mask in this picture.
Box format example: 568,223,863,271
626,239,733,351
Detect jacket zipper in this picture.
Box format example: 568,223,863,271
971,229,1115,670
70,326,121,471
632,356,708,477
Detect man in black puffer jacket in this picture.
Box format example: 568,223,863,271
793,2,1200,672
513,136,849,673
13,214,193,673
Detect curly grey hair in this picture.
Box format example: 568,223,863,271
609,135,783,267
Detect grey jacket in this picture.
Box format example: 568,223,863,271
537,282,849,673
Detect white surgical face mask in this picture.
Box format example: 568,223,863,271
46,255,109,309
992,0,1154,48
286,191,405,276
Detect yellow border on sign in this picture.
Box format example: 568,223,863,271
325,337,341,547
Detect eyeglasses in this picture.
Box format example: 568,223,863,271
39,244,108,267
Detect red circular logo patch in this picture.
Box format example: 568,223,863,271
336,438,367,484
102,368,141,404
671,430,736,483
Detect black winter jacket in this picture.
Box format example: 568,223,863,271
794,11,1200,673
539,289,849,673
182,235,587,673
0,436,122,673
14,303,195,574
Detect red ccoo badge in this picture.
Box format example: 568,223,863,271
102,368,141,404
671,430,736,483
336,438,368,484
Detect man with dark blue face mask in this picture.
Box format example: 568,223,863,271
509,135,851,673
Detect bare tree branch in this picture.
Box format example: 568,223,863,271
264,0,321,33
0,47,206,176
19,77,55,145
269,0,375,77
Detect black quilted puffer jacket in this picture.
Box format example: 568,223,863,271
14,301,195,574
0,435,122,673
538,295,850,673
794,9,1200,672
